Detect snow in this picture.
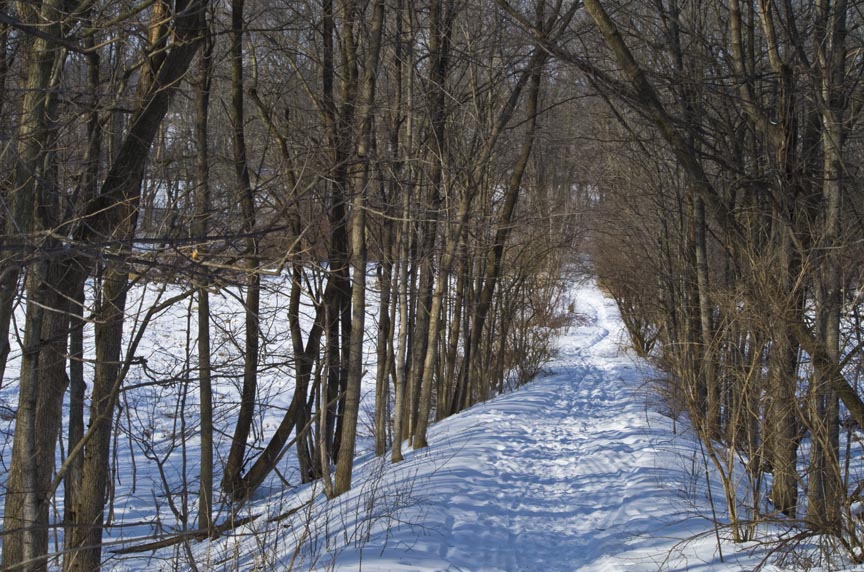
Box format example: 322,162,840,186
123,279,799,571
2,276,855,570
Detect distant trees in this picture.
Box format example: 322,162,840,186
0,0,580,569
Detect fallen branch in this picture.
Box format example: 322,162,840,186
267,498,315,524
111,513,260,555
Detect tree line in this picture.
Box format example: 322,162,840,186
572,0,864,560
0,0,582,570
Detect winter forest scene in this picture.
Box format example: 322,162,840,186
3,0,864,570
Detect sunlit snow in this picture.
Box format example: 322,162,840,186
117,280,798,571
2,278,842,570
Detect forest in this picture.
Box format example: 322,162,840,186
0,0,863,570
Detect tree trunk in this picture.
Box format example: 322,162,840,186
440,241,466,419
63,19,100,565
194,27,214,533
374,222,395,455
767,312,800,517
66,268,130,572
391,191,411,463
0,0,66,394
222,0,262,499
63,0,206,566
414,191,474,448
4,261,74,572
64,279,86,554
1,2,70,566
334,0,385,495
807,0,846,533
235,273,327,497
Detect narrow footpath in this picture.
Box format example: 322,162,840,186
291,281,772,572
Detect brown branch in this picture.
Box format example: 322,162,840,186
111,514,260,554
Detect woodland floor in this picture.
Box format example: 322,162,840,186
2,279,845,571
126,280,807,571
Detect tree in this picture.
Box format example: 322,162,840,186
194,22,215,534
221,0,262,500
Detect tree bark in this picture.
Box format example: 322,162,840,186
334,0,385,495
391,191,411,463
194,27,214,533
66,268,130,572
807,0,846,531
1,2,71,567
222,0,262,500
0,0,66,396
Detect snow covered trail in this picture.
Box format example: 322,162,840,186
152,280,776,572
217,280,772,572
384,288,685,572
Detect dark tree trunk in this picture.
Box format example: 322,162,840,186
194,27,214,533
67,268,130,572
222,0,262,500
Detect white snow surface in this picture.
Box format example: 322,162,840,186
7,277,850,570
113,280,803,572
